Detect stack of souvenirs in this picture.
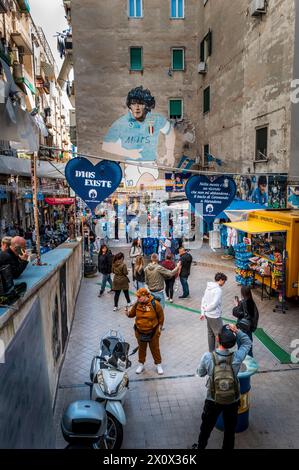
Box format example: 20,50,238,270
234,243,254,286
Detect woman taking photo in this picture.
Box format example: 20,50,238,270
112,252,131,311
130,239,143,283
232,286,259,357
134,255,145,290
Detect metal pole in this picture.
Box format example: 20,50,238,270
31,153,41,265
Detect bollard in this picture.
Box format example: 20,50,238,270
216,355,258,433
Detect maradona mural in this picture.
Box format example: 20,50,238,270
102,86,176,188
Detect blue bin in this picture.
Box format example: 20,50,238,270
216,356,258,433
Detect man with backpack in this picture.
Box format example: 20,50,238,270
193,324,252,450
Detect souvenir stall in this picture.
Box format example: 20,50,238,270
225,211,299,311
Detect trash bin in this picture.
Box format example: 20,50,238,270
216,355,258,433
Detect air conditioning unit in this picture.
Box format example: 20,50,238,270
250,0,266,17
198,62,207,74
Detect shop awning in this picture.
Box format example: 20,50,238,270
0,155,66,180
217,199,265,220
45,197,74,205
224,220,288,234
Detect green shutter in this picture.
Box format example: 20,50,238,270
172,49,184,70
169,100,182,119
130,47,142,70
203,87,210,113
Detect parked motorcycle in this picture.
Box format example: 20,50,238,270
89,330,138,449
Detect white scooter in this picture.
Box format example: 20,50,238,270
89,330,137,449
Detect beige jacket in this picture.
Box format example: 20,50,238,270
144,262,179,292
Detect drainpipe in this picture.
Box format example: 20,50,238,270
290,1,299,181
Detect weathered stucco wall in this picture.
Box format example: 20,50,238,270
71,0,296,175
0,241,82,448
71,0,201,165
198,0,295,173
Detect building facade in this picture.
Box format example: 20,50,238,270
69,0,298,181
0,0,71,234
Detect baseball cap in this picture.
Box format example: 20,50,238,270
219,325,237,349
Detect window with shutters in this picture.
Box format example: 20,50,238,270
171,0,184,19
203,86,210,114
172,48,184,71
130,47,143,71
200,30,212,62
128,0,143,18
203,144,210,166
169,99,183,119
255,127,268,161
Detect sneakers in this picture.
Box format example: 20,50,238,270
98,291,103,297
169,299,173,303
136,363,144,374
156,364,164,375
165,297,169,301
113,306,119,311
179,295,190,299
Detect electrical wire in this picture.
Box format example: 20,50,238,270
39,146,298,184
39,145,245,177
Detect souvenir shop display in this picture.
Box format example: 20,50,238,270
224,209,299,312
248,232,285,303
234,243,254,286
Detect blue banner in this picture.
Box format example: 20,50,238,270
65,158,122,212
185,175,236,221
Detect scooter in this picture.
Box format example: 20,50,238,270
89,330,138,449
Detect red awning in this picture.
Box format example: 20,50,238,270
45,197,75,205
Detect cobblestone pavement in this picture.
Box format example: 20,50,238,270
54,244,299,449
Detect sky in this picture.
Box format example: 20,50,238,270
29,0,72,109
29,0,68,70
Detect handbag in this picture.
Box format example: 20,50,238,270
236,301,252,333
139,330,154,342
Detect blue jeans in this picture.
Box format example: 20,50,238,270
180,276,190,297
150,290,165,309
100,274,112,294
237,330,253,357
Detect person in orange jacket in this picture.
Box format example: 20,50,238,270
126,287,164,375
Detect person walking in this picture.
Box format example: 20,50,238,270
127,287,164,375
134,255,145,290
178,246,193,299
200,272,228,352
144,253,180,309
112,252,131,311
129,239,143,283
193,324,252,450
161,253,176,303
232,286,259,357
97,244,113,297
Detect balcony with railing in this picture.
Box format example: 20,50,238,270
0,0,9,14
11,14,32,55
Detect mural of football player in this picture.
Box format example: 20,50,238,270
102,86,176,187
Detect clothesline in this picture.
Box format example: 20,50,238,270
39,146,277,178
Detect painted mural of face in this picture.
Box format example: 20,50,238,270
130,101,146,121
